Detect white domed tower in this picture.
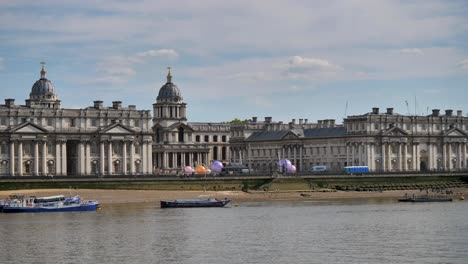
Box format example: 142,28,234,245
27,62,61,108
153,67,187,127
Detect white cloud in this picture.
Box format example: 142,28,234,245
459,59,468,70
399,48,424,55
285,56,341,79
93,49,178,84
137,49,178,59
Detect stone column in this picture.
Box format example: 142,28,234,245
442,143,448,170
381,143,386,172
427,142,431,170
108,141,113,175
366,144,371,170
147,143,152,173
447,143,452,170
18,142,23,176
398,143,402,171
61,142,67,175
100,142,105,175
55,141,61,176
142,142,147,174
463,142,467,169
85,142,91,175
351,143,355,166
41,141,47,176
415,144,420,171
33,141,39,176
458,143,462,170
9,141,15,176
402,143,407,171
346,144,350,166
78,141,85,175
189,153,193,167
130,142,135,174
122,141,127,175
412,144,417,171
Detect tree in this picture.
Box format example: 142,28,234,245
230,118,249,124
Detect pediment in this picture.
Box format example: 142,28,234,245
281,131,300,140
444,128,467,137
167,122,194,132
383,126,408,136
11,122,48,133
102,124,135,134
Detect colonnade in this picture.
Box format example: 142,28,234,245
7,139,152,176
346,141,467,172
155,151,209,170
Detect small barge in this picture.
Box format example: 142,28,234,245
160,198,231,208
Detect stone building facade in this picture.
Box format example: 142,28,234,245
0,65,153,176
230,108,468,173
1,66,466,176
152,69,230,174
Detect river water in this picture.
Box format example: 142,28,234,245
0,199,467,264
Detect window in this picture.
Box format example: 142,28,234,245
204,135,209,142
196,135,200,142
135,144,141,154
0,143,7,154
71,118,76,127
47,118,54,127
91,119,97,127
24,143,31,155
0,118,6,126
374,123,379,130
421,124,426,131
222,135,227,142
91,143,99,155
135,120,140,128
47,143,54,154
213,135,218,142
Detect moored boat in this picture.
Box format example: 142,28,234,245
160,198,231,208
2,194,99,213
398,193,453,203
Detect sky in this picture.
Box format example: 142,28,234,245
0,0,467,124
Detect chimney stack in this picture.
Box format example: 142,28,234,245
304,119,308,124
318,120,323,128
5,99,15,107
265,117,272,123
299,119,303,125
457,110,462,117
94,100,103,109
112,101,122,110
432,109,440,116
252,117,257,123
292,119,296,124
445,109,453,117
372,107,379,114
386,108,394,115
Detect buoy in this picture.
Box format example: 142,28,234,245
460,196,465,201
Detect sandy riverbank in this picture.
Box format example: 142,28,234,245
1,188,466,205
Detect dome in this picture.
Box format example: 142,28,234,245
31,78,57,97
156,67,183,102
30,64,58,100
157,82,182,101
